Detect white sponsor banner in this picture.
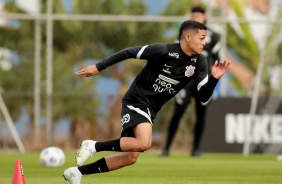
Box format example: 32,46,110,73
225,114,282,144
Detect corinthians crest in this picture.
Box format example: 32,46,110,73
121,114,130,126
185,65,195,77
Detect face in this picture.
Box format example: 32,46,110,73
186,29,206,55
191,12,206,24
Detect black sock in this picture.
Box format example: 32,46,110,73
95,138,121,152
78,157,109,175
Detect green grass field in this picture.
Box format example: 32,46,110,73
1,151,282,184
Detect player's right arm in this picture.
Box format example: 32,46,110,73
75,46,145,77
75,44,166,77
195,55,230,103
75,65,99,77
96,44,165,71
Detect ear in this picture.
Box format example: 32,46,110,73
185,33,191,43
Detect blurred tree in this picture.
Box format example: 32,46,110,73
0,1,100,148
0,0,173,148
0,3,35,120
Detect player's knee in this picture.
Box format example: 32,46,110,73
139,140,152,151
125,153,139,165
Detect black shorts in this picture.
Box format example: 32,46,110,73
120,103,153,138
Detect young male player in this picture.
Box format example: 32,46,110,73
63,20,230,184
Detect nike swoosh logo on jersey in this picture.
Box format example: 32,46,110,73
164,64,173,67
162,69,171,74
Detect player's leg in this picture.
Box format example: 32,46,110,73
91,122,152,154
160,84,193,156
76,122,152,155
119,122,152,152
64,103,153,183
191,97,208,157
64,151,141,184
75,124,152,165
63,123,152,183
75,123,151,172
102,122,152,171
75,103,153,165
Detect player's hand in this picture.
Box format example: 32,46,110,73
211,60,230,79
75,65,99,77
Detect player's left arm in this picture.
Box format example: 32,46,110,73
211,60,230,79
196,55,230,103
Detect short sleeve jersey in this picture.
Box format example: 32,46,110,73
96,43,218,119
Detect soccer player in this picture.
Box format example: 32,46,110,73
160,6,221,157
63,20,230,184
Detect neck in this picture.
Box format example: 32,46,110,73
180,41,195,56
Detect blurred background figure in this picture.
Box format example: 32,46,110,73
160,5,221,157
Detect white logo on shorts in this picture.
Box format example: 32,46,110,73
121,114,130,126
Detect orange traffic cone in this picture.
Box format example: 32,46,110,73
11,160,26,184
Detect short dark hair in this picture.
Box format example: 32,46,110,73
191,6,206,14
178,20,207,40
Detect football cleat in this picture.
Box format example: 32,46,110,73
63,167,82,184
75,140,96,166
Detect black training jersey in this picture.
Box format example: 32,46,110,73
96,43,218,119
